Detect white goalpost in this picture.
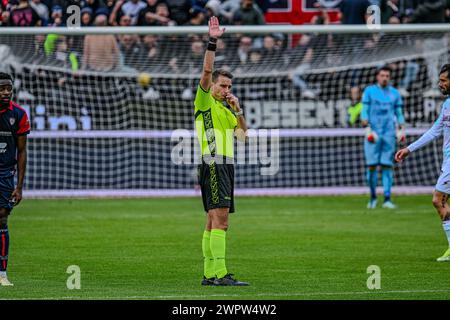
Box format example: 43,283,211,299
0,24,448,198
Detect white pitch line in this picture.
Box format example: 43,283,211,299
3,289,450,300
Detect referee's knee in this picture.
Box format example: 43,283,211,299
209,208,229,230
212,217,228,230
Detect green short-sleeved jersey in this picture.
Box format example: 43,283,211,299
194,85,238,158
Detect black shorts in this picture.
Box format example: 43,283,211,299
198,160,235,213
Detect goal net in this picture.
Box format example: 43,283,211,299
0,25,448,197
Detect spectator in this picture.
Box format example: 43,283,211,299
204,0,223,22
338,0,371,24
0,5,8,26
118,34,142,70
347,86,363,127
110,0,144,25
241,48,263,73
138,1,174,25
119,14,132,25
144,0,160,12
29,0,49,26
220,0,240,23
185,39,204,73
335,0,372,70
406,0,450,23
446,4,450,22
137,10,159,25
49,5,65,26
109,0,125,25
261,35,281,69
83,14,120,71
406,0,450,96
401,0,418,21
168,56,183,73
388,14,401,24
232,0,265,25
50,0,88,22
233,36,253,70
29,34,47,64
120,0,147,25
95,6,111,19
188,6,207,25
140,34,160,71
214,38,231,70
50,36,80,71
137,0,161,25
394,59,419,97
9,0,41,26
80,6,94,26
306,8,334,67
105,0,116,14
154,2,175,25
288,35,319,99
380,0,400,24
165,0,192,25
84,0,108,14
272,33,286,54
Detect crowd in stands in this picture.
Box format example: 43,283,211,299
2,0,450,28
0,0,449,99
0,0,268,27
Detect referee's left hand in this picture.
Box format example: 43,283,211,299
10,188,22,206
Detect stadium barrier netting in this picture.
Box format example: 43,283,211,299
0,25,448,197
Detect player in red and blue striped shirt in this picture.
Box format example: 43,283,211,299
0,72,30,286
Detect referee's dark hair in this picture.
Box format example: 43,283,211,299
376,65,392,75
0,72,13,82
212,69,233,82
440,64,450,79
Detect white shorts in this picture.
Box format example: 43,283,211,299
436,170,450,195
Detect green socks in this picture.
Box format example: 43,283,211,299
210,229,228,279
202,231,215,279
203,229,228,279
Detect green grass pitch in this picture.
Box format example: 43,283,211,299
2,195,450,300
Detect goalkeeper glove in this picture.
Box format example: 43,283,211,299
365,127,378,143
396,127,406,143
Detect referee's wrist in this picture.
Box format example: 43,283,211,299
234,109,244,117
207,37,217,51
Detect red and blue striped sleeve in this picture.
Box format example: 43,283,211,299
17,110,31,136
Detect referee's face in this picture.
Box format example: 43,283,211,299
211,75,232,101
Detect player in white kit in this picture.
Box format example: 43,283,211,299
395,64,450,262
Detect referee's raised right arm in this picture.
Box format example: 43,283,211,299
199,16,225,91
